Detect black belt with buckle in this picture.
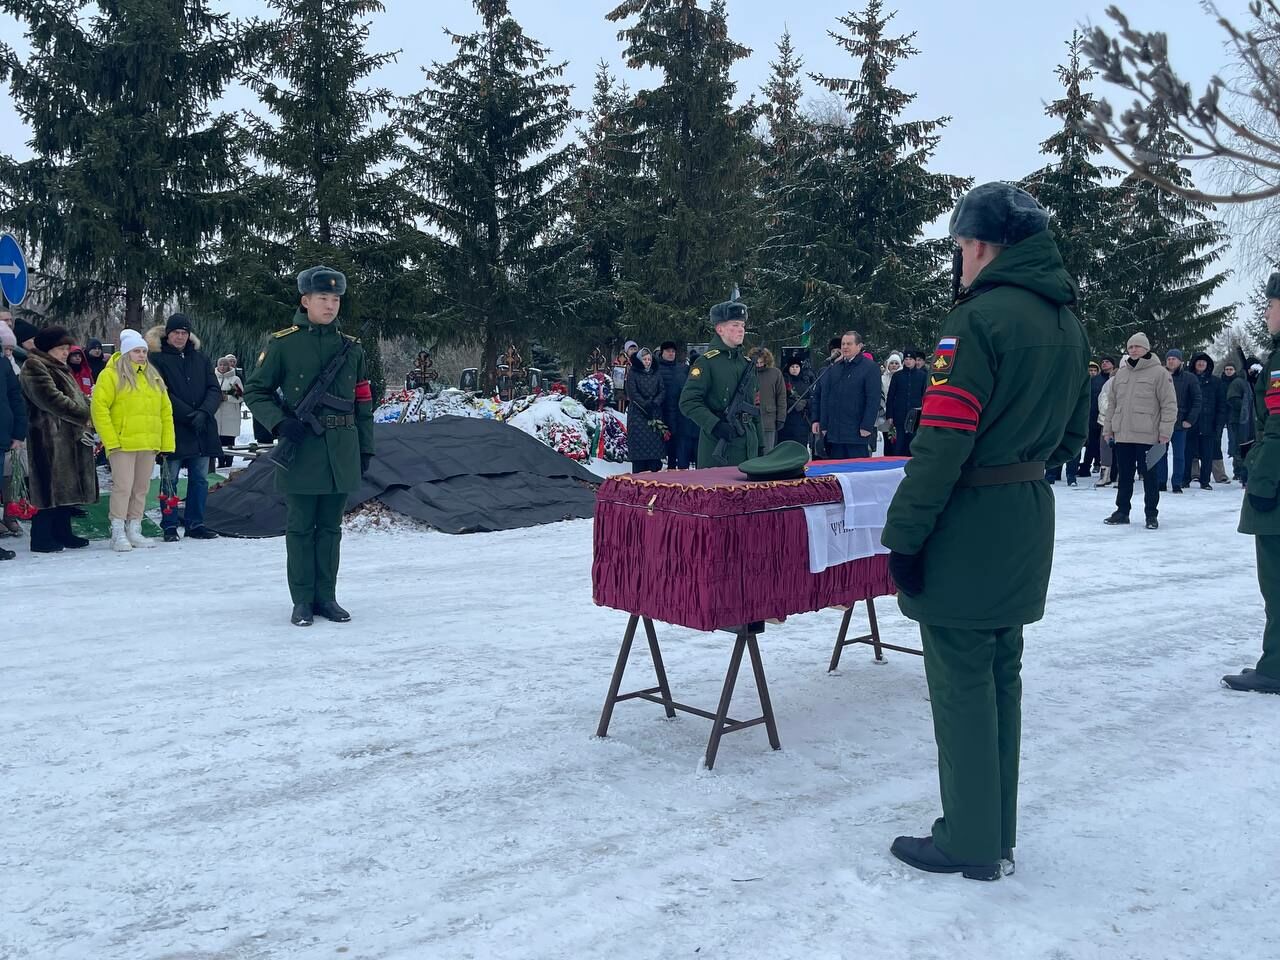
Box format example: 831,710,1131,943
323,414,356,429
955,461,1046,487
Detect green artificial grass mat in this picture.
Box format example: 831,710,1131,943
71,470,227,540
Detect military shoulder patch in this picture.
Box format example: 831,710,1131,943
272,325,299,339
930,375,949,387
690,365,703,378
929,336,958,375
701,349,721,359
1267,370,1280,414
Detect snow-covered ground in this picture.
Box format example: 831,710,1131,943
3,480,1276,960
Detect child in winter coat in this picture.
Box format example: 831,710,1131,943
90,329,175,551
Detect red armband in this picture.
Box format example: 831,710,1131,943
918,384,982,432
355,379,373,403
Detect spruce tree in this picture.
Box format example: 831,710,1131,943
606,0,760,343
399,0,580,386
796,2,967,354
561,62,642,358
0,0,252,327
213,0,414,393
1020,32,1126,348
1105,105,1234,356
755,30,814,344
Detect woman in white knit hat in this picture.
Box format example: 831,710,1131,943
90,329,175,551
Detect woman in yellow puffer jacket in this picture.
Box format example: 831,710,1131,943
90,329,175,551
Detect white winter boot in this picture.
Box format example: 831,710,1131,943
126,519,155,548
111,519,133,552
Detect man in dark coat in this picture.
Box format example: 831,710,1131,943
1189,352,1224,489
811,330,881,459
1078,359,1109,475
656,341,689,469
244,265,375,626
0,349,28,556
886,348,928,455
882,183,1090,881
148,313,222,541
1158,348,1201,493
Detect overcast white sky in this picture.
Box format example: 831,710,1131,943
0,0,1261,317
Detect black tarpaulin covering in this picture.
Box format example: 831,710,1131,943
203,416,601,537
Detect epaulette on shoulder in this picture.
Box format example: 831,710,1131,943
272,325,299,339
343,333,360,343
701,349,721,359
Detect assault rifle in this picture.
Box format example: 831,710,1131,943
711,356,761,466
264,321,370,471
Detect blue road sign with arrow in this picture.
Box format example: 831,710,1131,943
0,233,28,307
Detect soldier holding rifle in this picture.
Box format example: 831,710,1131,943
678,298,760,468
244,266,375,627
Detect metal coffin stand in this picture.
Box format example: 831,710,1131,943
597,599,917,769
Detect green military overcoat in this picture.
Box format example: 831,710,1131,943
881,231,1091,628
244,310,375,495
1240,333,1280,535
678,333,760,468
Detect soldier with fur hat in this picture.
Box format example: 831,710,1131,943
881,182,1092,881
244,265,375,627
1222,272,1280,695
678,297,760,467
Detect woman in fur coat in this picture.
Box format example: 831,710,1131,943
19,326,97,552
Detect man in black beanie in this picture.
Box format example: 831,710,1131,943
147,312,222,541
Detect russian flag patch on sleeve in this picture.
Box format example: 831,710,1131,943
929,336,958,375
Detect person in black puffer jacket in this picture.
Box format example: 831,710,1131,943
885,348,927,454
655,340,689,469
1189,351,1224,489
781,358,815,444
625,348,666,473
147,314,222,540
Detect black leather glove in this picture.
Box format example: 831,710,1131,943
888,550,924,597
1249,492,1278,513
711,420,736,441
277,418,308,444
361,453,372,476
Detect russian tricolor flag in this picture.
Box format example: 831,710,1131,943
937,337,957,350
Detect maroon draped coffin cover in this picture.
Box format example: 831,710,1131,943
592,467,896,631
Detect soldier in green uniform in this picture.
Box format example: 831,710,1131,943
880,183,1091,880
244,266,375,627
678,299,760,467
1222,272,1280,695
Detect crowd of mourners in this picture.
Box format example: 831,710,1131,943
609,330,1257,532
0,310,246,561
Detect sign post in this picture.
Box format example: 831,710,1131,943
0,233,29,307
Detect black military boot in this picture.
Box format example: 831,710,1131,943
890,835,1001,881
1001,847,1015,876
1145,517,1159,530
0,545,14,561
185,526,219,540
1104,511,1129,525
291,603,314,627
313,600,351,623
1221,670,1280,694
